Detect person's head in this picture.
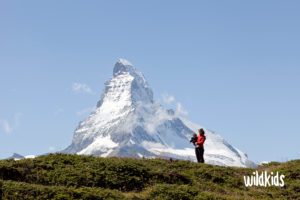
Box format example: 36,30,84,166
198,128,205,135
193,133,197,137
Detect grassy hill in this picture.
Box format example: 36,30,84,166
0,154,299,200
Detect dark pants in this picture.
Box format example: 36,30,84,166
195,146,205,163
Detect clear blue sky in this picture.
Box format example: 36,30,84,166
0,1,299,162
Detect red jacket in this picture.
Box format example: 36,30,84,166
196,134,206,147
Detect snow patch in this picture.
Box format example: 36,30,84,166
78,135,118,155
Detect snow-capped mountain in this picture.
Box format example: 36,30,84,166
6,153,36,161
7,153,24,160
64,59,256,168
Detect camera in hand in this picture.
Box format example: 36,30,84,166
190,133,198,144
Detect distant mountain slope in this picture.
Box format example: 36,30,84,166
63,59,255,167
7,153,24,160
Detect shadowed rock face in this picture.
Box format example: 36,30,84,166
63,59,256,168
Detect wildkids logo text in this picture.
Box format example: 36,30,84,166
243,171,285,187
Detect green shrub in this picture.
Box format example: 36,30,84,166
1,180,125,200
0,154,152,191
148,184,198,200
0,179,3,198
0,154,299,199
194,191,226,200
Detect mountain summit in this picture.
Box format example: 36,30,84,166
64,59,255,167
113,58,134,76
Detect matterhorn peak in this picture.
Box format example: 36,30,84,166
113,58,136,77
107,58,153,105
63,60,256,168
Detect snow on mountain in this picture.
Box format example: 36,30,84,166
6,153,36,161
7,153,25,160
63,59,256,168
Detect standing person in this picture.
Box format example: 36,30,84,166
195,129,206,163
190,133,199,160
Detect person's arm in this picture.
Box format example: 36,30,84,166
193,141,197,146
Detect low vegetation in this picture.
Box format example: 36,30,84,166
0,154,299,199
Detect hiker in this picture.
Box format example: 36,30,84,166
194,129,206,163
